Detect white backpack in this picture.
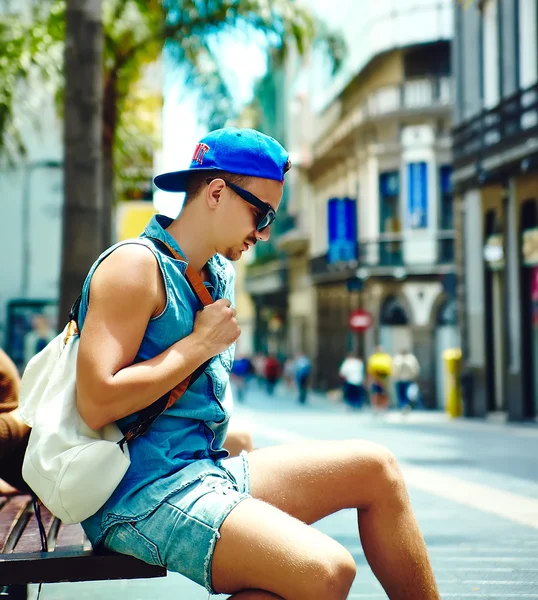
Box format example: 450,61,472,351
19,240,214,524
19,321,131,524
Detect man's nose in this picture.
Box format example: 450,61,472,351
255,226,271,242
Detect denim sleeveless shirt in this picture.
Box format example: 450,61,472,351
79,215,236,546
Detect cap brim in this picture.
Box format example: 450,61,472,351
153,167,220,192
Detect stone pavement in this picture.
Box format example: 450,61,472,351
32,385,538,599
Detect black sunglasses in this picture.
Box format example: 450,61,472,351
206,178,276,232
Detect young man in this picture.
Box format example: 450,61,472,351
76,128,440,600
339,351,365,410
393,349,421,413
294,352,311,405
367,345,393,414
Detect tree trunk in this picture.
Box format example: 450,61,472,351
102,68,119,248
60,0,104,326
102,136,114,247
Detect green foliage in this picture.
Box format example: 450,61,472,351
0,1,63,161
0,0,344,184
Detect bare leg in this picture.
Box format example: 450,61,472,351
212,497,356,600
212,440,439,600
248,441,439,599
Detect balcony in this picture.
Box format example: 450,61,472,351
314,76,451,161
359,231,455,268
452,82,538,176
309,231,455,281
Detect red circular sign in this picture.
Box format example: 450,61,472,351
349,309,373,332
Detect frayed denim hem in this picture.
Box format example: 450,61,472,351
203,492,250,594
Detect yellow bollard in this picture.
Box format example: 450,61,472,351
442,349,463,418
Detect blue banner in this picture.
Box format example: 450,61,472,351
327,197,357,264
407,162,428,229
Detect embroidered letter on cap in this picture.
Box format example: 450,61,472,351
192,143,210,164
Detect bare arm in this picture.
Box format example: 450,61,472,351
76,244,240,430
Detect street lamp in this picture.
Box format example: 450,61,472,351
21,159,63,297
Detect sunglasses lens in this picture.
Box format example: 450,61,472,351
257,211,275,232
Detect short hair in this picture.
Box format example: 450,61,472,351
183,170,252,205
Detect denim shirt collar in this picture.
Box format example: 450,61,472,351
142,214,226,297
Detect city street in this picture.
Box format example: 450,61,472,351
34,386,538,599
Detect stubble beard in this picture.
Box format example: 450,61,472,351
224,247,242,261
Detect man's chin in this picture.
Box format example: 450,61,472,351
223,248,242,261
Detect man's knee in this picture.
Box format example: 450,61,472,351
349,440,406,498
306,546,356,600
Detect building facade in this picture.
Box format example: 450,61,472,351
270,2,454,408
304,42,456,407
453,0,538,421
243,51,300,360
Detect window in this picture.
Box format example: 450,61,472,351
519,0,538,88
482,0,500,108
379,172,400,234
440,166,453,231
407,162,428,229
380,296,409,326
404,42,451,78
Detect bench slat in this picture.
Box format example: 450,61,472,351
0,497,31,553
14,505,55,554
54,522,86,551
35,505,87,552
0,549,166,585
0,495,167,586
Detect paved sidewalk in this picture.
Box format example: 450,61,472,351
244,381,538,436
31,386,538,600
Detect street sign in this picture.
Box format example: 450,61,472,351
348,309,373,332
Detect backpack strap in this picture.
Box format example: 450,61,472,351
64,237,218,447
118,238,215,447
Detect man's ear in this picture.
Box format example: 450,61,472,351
206,178,225,208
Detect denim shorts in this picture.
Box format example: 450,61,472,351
102,451,250,594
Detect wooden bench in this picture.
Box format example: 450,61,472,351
0,494,166,598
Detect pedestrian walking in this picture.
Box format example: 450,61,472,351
282,356,296,389
339,352,366,410
30,127,440,599
294,352,311,405
367,346,393,414
393,349,421,413
252,352,267,389
264,354,281,395
231,356,253,403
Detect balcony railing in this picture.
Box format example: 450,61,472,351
309,231,455,279
453,82,538,169
358,232,455,267
315,76,451,159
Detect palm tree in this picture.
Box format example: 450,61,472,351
60,0,104,321
1,0,344,315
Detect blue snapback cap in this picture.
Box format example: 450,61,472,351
154,127,290,192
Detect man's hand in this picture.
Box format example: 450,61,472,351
193,299,241,357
